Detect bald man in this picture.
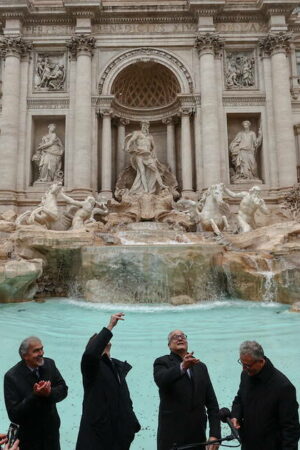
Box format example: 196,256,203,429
154,329,220,450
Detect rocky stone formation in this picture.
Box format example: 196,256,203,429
0,221,299,304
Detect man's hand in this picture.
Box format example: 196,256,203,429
0,434,8,446
231,418,240,429
4,439,20,450
206,437,219,450
182,351,200,370
33,380,51,397
107,312,125,331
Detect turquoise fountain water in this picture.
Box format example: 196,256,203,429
0,298,299,450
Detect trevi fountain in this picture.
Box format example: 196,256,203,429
0,1,300,448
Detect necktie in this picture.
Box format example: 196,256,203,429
33,368,40,380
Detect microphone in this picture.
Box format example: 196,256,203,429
218,407,241,443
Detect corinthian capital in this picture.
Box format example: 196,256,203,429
195,32,224,56
0,36,32,58
259,32,293,56
67,34,96,57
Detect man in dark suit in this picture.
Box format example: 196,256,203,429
76,312,140,450
231,340,300,450
4,336,68,450
154,329,220,450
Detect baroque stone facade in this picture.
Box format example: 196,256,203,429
0,0,300,210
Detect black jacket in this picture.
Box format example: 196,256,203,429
231,357,300,450
154,352,220,450
76,327,140,450
4,357,68,450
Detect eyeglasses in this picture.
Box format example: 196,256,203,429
170,334,187,341
237,358,258,369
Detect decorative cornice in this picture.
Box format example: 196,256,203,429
195,32,224,56
222,95,266,106
0,36,32,57
27,98,69,109
98,47,194,95
66,34,95,57
259,31,293,56
214,14,264,23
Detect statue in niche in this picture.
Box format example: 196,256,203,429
124,121,168,195
60,190,108,230
224,185,269,233
32,123,64,183
35,55,65,91
225,53,255,89
229,120,262,183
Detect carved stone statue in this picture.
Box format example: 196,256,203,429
225,53,255,89
16,182,62,228
176,183,231,235
32,123,64,183
124,121,167,194
225,185,269,233
229,120,262,183
60,191,108,230
34,55,65,91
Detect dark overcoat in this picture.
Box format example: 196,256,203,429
4,357,68,450
153,352,221,450
231,357,300,450
76,327,140,450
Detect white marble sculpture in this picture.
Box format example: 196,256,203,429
32,123,64,183
229,120,262,183
124,121,167,194
16,182,62,228
176,183,231,235
35,56,65,91
225,185,269,232
60,191,108,230
225,53,255,89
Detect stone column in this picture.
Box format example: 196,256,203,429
100,109,113,196
195,33,223,187
117,118,129,175
0,37,32,193
259,32,297,187
162,117,176,175
67,35,95,193
260,51,277,187
193,96,203,191
179,107,193,193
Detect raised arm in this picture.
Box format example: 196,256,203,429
224,187,245,199
153,358,183,389
60,190,83,208
81,313,124,386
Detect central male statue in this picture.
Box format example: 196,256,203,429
124,121,167,194
153,330,220,450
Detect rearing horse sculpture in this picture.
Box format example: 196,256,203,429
175,183,231,235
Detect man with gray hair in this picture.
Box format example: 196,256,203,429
4,336,68,450
231,340,300,450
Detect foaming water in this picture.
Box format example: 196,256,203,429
0,298,299,450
